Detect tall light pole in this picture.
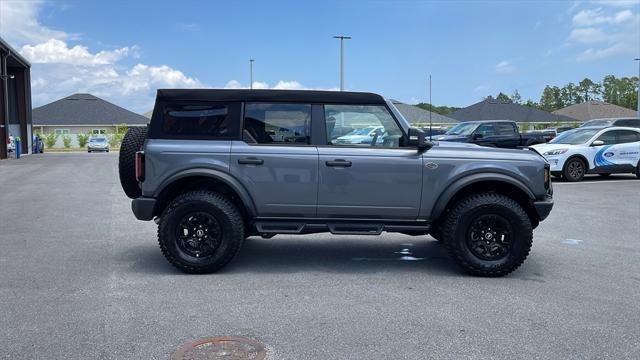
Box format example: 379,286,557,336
333,35,351,91
249,59,255,89
635,58,640,118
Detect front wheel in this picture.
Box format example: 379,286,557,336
563,157,586,182
158,191,245,274
441,193,533,277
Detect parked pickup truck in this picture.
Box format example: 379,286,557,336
119,90,553,277
434,120,546,148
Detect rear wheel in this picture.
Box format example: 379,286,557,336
158,191,245,274
636,161,640,179
118,126,147,198
441,193,533,277
563,157,585,182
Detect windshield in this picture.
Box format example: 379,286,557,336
581,119,612,127
549,129,599,145
445,122,477,135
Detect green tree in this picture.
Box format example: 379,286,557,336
77,133,90,148
539,86,563,112
560,82,582,105
414,103,460,115
510,89,522,104
522,99,539,109
496,92,511,103
578,78,602,101
44,133,59,148
62,135,72,148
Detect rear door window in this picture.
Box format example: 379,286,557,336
243,103,311,144
614,130,640,144
496,122,516,135
160,103,240,139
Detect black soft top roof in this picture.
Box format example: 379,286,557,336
156,89,386,104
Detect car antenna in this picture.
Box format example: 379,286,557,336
429,74,433,142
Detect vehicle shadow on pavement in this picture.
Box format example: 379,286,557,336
123,236,463,276
232,237,461,276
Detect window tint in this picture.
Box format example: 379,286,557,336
615,130,640,144
325,105,403,147
595,131,616,145
614,119,640,128
162,103,238,138
243,103,311,144
496,122,516,135
475,124,495,136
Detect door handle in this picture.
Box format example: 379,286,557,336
238,157,264,165
325,159,352,167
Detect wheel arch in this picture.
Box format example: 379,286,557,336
564,153,590,171
431,173,539,228
153,169,257,219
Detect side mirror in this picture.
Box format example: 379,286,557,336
408,128,431,150
472,133,483,140
591,140,604,146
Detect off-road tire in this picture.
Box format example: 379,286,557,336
562,157,585,182
636,161,640,179
441,193,533,277
118,126,147,198
158,191,245,274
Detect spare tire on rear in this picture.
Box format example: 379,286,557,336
119,126,147,199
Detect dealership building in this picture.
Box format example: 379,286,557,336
0,37,33,159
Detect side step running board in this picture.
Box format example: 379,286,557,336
254,220,429,236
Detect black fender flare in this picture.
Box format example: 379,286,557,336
154,168,257,217
430,172,535,220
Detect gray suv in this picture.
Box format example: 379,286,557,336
119,89,553,277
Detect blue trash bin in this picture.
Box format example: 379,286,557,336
15,138,21,159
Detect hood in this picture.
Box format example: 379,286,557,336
433,134,470,142
530,143,573,154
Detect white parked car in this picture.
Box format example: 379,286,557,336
87,137,110,153
531,126,640,182
333,126,385,145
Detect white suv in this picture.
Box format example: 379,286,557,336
532,126,640,182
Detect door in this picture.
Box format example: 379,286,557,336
591,129,640,173
230,103,318,217
317,104,423,219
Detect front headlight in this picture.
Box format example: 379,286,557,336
543,149,568,156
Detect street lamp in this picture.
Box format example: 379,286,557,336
333,35,351,91
635,58,639,118
249,59,255,89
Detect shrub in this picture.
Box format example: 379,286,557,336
44,133,59,148
77,133,90,148
62,135,72,148
106,132,124,148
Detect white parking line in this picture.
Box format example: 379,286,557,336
554,180,639,185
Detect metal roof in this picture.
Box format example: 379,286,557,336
0,36,30,68
32,93,149,126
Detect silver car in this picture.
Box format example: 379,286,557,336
87,137,109,152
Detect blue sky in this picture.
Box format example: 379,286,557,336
1,0,638,113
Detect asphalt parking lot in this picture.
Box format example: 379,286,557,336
1,152,639,359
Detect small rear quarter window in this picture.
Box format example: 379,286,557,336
160,103,240,139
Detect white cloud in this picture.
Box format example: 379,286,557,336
20,39,134,65
495,61,516,74
591,0,640,7
572,8,634,26
224,80,337,91
0,0,73,45
568,27,609,43
575,42,635,62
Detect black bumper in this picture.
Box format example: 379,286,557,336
533,195,554,221
131,197,156,221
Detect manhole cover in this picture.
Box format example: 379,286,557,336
171,336,267,360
